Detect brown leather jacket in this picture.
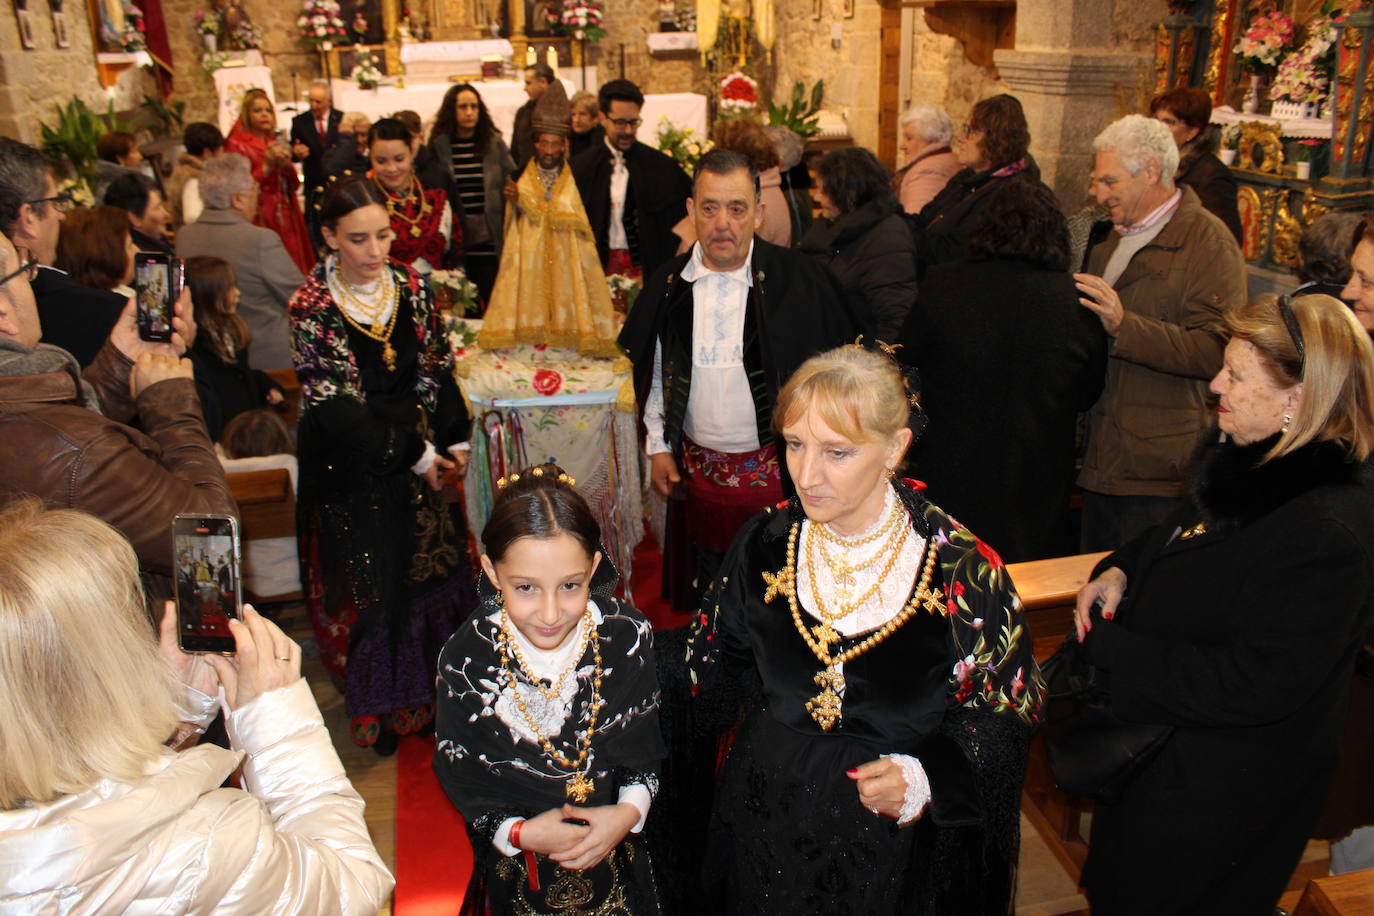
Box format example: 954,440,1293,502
1078,186,1247,498
0,341,236,582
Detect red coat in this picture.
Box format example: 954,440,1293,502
225,126,317,274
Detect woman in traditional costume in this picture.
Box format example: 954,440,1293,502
367,117,459,276
226,89,317,274
288,177,474,754
434,463,663,915
675,343,1043,914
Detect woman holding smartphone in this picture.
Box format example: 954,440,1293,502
288,176,474,755
0,499,393,913
226,89,316,274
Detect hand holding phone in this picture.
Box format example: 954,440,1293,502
173,514,242,655
204,606,302,710
134,253,183,343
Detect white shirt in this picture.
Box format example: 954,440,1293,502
607,137,630,251
643,241,760,455
488,599,652,855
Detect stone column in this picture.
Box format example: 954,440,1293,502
994,0,1165,209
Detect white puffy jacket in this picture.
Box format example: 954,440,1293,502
0,679,393,914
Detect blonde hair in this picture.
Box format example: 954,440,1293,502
236,88,275,136
0,500,179,810
774,344,912,446
1226,293,1374,462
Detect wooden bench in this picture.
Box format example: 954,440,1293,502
266,368,301,430
1293,868,1374,915
226,467,302,604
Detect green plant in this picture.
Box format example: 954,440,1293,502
141,94,185,136
767,79,824,139
39,97,133,191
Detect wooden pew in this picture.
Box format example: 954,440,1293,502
1007,551,1107,878
1293,868,1374,915
226,467,302,605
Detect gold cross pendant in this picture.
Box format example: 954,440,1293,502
832,568,855,587
565,773,594,803
811,622,841,650
382,341,397,371
805,667,845,731
762,567,794,603
917,584,946,616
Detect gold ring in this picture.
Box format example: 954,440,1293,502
274,655,290,662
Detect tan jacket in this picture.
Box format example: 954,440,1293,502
0,679,393,914
0,340,235,579
1077,186,1247,497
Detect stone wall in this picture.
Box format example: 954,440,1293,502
0,0,148,144
598,0,700,94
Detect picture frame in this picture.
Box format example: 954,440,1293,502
811,0,821,20
14,0,36,48
50,0,69,47
842,0,853,18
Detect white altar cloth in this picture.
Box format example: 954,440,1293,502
399,38,513,63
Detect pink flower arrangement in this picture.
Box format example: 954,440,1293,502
719,72,759,114
1233,9,1297,75
1271,13,1341,106
547,0,605,42
296,0,348,49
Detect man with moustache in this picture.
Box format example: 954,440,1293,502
572,78,692,282
1073,114,1246,551
479,81,619,357
620,149,868,607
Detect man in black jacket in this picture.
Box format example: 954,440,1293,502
572,78,692,282
511,62,554,173
619,149,868,607
291,80,344,246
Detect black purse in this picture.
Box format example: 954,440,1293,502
1039,615,1174,804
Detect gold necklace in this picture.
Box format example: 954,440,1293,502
805,518,910,621
809,500,905,587
766,520,944,731
501,611,592,702
331,266,400,370
376,173,432,238
497,611,604,803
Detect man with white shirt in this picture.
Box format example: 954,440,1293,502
1073,114,1246,551
572,79,692,282
620,149,867,606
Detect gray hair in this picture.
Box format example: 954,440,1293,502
898,104,953,145
1092,114,1179,183
198,153,255,210
344,111,370,129
764,125,804,171
0,138,53,239
308,79,331,94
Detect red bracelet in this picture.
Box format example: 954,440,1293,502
509,818,524,850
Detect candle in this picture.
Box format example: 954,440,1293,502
526,45,536,66
546,44,557,72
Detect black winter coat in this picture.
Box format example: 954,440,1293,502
32,266,125,368
897,258,1107,562
1176,142,1242,245
909,161,1046,279
571,140,692,282
799,198,918,341
187,334,282,441
1080,436,1374,914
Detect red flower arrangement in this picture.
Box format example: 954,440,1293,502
720,72,759,114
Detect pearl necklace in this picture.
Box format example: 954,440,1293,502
764,518,945,731
496,610,604,802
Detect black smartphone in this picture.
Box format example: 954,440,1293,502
134,252,182,343
173,514,242,655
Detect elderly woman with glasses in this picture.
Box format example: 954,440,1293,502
1072,293,1374,914
909,93,1047,279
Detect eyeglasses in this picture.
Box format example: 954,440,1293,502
0,246,38,285
25,191,75,214
607,117,642,129
1276,294,1306,374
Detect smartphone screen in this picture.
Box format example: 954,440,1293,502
134,253,180,342
173,514,241,654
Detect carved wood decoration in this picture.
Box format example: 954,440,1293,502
1332,11,1374,180
1237,119,1284,174
1205,0,1240,106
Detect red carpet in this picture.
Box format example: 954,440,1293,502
392,529,686,914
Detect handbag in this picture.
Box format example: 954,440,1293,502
1039,621,1174,804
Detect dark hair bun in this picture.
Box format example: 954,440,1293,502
481,462,600,562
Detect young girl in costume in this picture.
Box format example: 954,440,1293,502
433,463,664,915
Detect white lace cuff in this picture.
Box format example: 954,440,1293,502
410,440,437,475
882,753,931,826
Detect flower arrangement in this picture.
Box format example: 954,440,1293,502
296,0,347,49
1221,122,1241,150
1232,9,1296,75
193,10,219,35
655,116,712,171
720,72,759,114
233,19,264,49
201,49,230,75
351,44,383,88
606,273,640,312
546,0,606,43
116,0,147,52
351,10,368,39
673,4,695,31
1271,12,1341,108
441,312,480,358
57,176,94,209
1295,137,1326,162
431,268,481,316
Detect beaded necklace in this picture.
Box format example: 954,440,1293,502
805,519,910,621
327,258,400,370
763,511,945,731
376,172,432,239
496,610,604,802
